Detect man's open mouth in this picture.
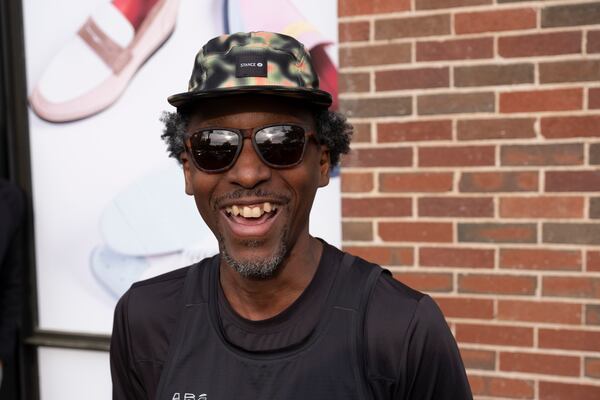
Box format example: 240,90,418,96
225,201,277,218
223,201,280,228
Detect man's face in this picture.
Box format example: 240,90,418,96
181,95,330,279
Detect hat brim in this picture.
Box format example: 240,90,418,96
167,86,332,109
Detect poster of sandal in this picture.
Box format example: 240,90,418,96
23,0,339,336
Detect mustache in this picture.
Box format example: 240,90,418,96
213,188,290,209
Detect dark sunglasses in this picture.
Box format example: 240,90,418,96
185,124,315,173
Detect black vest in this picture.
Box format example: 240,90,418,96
155,253,384,400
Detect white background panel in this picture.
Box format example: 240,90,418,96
23,0,338,335
38,347,111,400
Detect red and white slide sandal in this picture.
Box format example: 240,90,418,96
29,0,180,122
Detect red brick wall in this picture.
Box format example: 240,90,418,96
337,1,600,398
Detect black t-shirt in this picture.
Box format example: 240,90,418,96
111,242,472,399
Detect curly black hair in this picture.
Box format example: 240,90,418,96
160,108,353,169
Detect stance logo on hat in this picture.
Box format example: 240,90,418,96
235,52,268,78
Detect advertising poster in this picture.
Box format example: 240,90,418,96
23,0,339,338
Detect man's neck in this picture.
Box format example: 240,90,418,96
219,236,323,321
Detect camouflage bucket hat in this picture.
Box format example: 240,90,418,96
167,31,332,109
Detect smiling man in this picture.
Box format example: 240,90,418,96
110,32,472,400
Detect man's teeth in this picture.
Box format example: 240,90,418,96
225,202,277,218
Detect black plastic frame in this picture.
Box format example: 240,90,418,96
0,1,110,399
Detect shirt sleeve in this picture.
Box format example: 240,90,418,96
399,295,472,400
110,292,146,400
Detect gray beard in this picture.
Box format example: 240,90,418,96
219,230,288,280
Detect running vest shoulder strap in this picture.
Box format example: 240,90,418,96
154,257,215,399
182,255,214,304
334,253,388,400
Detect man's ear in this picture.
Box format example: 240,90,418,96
318,145,330,188
180,152,194,195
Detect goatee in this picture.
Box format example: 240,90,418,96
219,231,288,280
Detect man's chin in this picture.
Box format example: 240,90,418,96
219,235,288,280
221,250,285,280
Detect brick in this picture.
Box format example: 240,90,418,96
344,246,413,266
420,247,495,268
544,223,600,245
339,72,369,93
590,197,600,218
456,323,534,347
341,172,373,193
585,357,600,378
460,349,495,370
501,143,583,166
341,221,372,241
457,118,535,140
417,38,493,61
497,0,544,3
375,14,451,40
378,120,452,142
586,304,600,325
376,67,449,91
455,63,533,87
546,171,600,192
340,96,412,118
379,222,453,243
435,297,494,319
543,276,600,299
591,143,600,164
543,328,600,354
342,197,411,218
540,328,600,352
540,60,600,84
340,43,411,67
394,272,453,292
588,30,600,53
498,31,581,58
500,88,583,113
419,146,495,167
380,172,453,193
458,273,537,295
352,123,371,143
499,196,584,218
456,8,536,34
468,375,534,399
542,3,600,28
458,223,537,244
415,0,491,10
589,251,600,271
500,248,582,271
500,352,580,377
467,374,485,395
339,0,410,17
342,148,412,168
338,21,370,43
590,88,600,109
541,116,600,138
419,197,494,218
459,171,538,192
418,146,495,167
418,92,495,115
498,300,582,324
539,381,600,400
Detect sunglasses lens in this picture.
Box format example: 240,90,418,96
189,129,240,171
255,125,306,167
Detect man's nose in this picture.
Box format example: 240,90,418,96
226,137,272,188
